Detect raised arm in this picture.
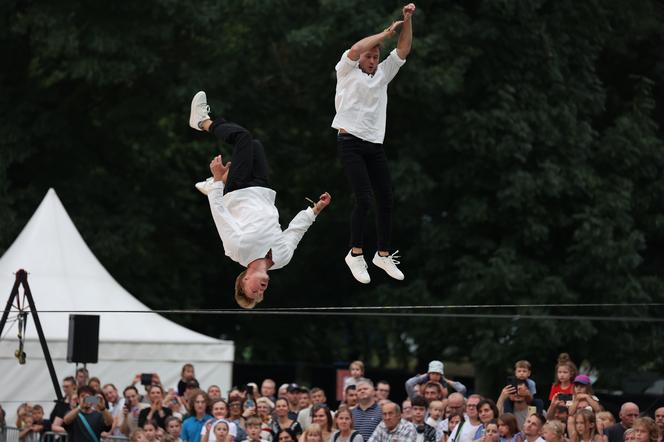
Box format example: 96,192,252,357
348,21,402,61
396,3,416,59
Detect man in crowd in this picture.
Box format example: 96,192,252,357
261,379,277,402
655,407,664,441
605,402,640,442
51,375,77,433
376,381,391,402
207,385,222,401
343,385,358,409
298,387,327,430
411,395,436,442
368,401,416,442
523,413,546,442
405,360,467,399
63,385,112,441
286,384,301,419
449,394,482,442
435,392,465,441
102,383,125,436
352,379,383,440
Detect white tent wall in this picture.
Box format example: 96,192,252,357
0,189,235,424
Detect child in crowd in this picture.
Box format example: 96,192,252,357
482,421,500,442
243,416,268,442
541,420,566,442
143,420,159,442
514,360,537,396
165,416,183,442
301,424,323,442
426,400,445,428
595,411,615,435
441,412,464,442
178,364,196,396
548,353,577,401
497,414,523,442
132,429,148,442
343,361,365,390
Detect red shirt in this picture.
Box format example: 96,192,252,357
548,383,574,400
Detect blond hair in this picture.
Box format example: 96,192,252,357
234,270,263,309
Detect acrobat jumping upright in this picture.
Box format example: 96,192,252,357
190,91,331,309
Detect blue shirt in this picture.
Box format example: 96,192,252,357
352,402,382,441
181,414,212,442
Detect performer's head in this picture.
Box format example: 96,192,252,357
359,45,381,75
234,268,268,309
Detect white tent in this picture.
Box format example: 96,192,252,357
0,189,234,423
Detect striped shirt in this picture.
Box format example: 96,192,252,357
352,402,383,441
368,419,417,442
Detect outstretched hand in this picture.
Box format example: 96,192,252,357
210,155,231,183
385,20,404,35
313,192,332,215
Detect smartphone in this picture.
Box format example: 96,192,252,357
141,373,153,386
506,376,518,388
558,394,573,401
245,399,255,408
85,396,100,406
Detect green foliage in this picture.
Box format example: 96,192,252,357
1,0,664,392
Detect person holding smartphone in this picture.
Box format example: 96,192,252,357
63,386,113,441
496,381,544,431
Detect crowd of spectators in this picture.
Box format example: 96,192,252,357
2,354,663,442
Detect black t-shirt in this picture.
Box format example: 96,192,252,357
604,423,626,442
138,406,173,429
65,410,110,441
50,400,71,422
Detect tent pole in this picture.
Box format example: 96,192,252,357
0,271,20,338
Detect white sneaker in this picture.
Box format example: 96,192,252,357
344,251,371,284
189,91,211,131
372,251,404,280
194,177,214,195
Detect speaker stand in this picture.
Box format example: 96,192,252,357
0,269,63,402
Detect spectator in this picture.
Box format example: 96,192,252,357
89,377,102,393
278,385,289,400
567,375,601,415
76,367,90,389
548,354,577,401
277,428,297,442
367,401,416,442
63,385,113,441
541,420,565,442
436,393,466,441
121,386,148,435
448,395,482,442
332,407,364,442
261,379,277,402
302,423,324,442
181,390,212,442
298,388,313,416
208,386,223,401
18,406,40,442
228,399,248,442
632,417,658,442
132,428,148,442
654,408,664,441
139,384,173,429
243,416,268,442
286,385,302,419
442,412,465,442
143,419,159,442
298,388,327,430
344,361,366,391
596,411,615,436
256,397,275,441
625,429,637,442
497,413,522,442
401,399,412,422
568,409,602,442
548,406,569,427
410,395,435,442
103,383,126,434
272,398,303,437
427,400,445,429
483,420,500,442
344,386,358,409
165,416,183,442
474,399,500,440
513,361,537,398
498,381,543,430
178,364,196,397
605,403,640,442
522,414,546,442
351,380,383,441
50,375,77,432
423,382,446,403
376,382,391,402
405,361,467,400
311,404,333,442
201,399,237,442
203,420,232,442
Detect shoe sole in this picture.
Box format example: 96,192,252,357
189,91,206,131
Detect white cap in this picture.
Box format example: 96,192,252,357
428,360,444,375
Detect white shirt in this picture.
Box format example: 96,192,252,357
208,182,317,268
332,49,406,144
448,420,482,442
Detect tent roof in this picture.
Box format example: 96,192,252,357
0,189,225,344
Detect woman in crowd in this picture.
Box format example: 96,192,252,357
595,411,615,435
272,398,303,437
442,411,465,442
310,405,333,442
474,400,500,440
541,420,565,442
256,397,275,441
567,409,602,442
631,417,659,442
201,399,236,442
331,407,363,442
278,429,298,442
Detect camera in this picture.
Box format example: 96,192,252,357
140,373,153,386
85,396,100,406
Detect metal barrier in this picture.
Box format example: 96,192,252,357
42,431,68,442
0,426,21,442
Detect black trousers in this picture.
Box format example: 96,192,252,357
337,133,393,251
210,118,269,194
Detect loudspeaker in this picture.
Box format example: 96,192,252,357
67,315,99,363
